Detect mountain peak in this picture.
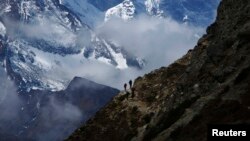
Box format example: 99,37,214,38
105,0,136,22
67,76,119,91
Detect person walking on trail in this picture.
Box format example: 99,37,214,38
124,83,127,92
129,80,133,89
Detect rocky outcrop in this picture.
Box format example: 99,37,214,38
66,0,250,140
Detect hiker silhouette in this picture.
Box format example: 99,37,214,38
124,83,127,91
129,80,132,89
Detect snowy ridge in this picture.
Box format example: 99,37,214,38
105,0,136,22
84,34,140,70
0,0,11,15
0,22,6,37
104,0,219,26
62,0,103,27
144,0,163,16
102,40,128,69
8,39,68,91
104,0,163,22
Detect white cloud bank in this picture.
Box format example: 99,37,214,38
71,15,205,89
97,16,203,69
46,15,205,90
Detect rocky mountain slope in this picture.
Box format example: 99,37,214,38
67,0,250,140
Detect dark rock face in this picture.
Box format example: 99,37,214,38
66,0,250,141
63,77,120,115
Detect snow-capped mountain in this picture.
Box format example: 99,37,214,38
105,0,136,22
0,0,143,92
104,0,220,27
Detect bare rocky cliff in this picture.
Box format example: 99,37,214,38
66,0,250,140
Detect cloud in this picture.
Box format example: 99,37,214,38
58,15,205,89
90,15,204,88
41,96,83,125
36,95,83,141
0,67,21,120
36,15,205,90
0,67,24,136
0,65,83,140
97,15,203,69
22,18,78,47
0,66,84,140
